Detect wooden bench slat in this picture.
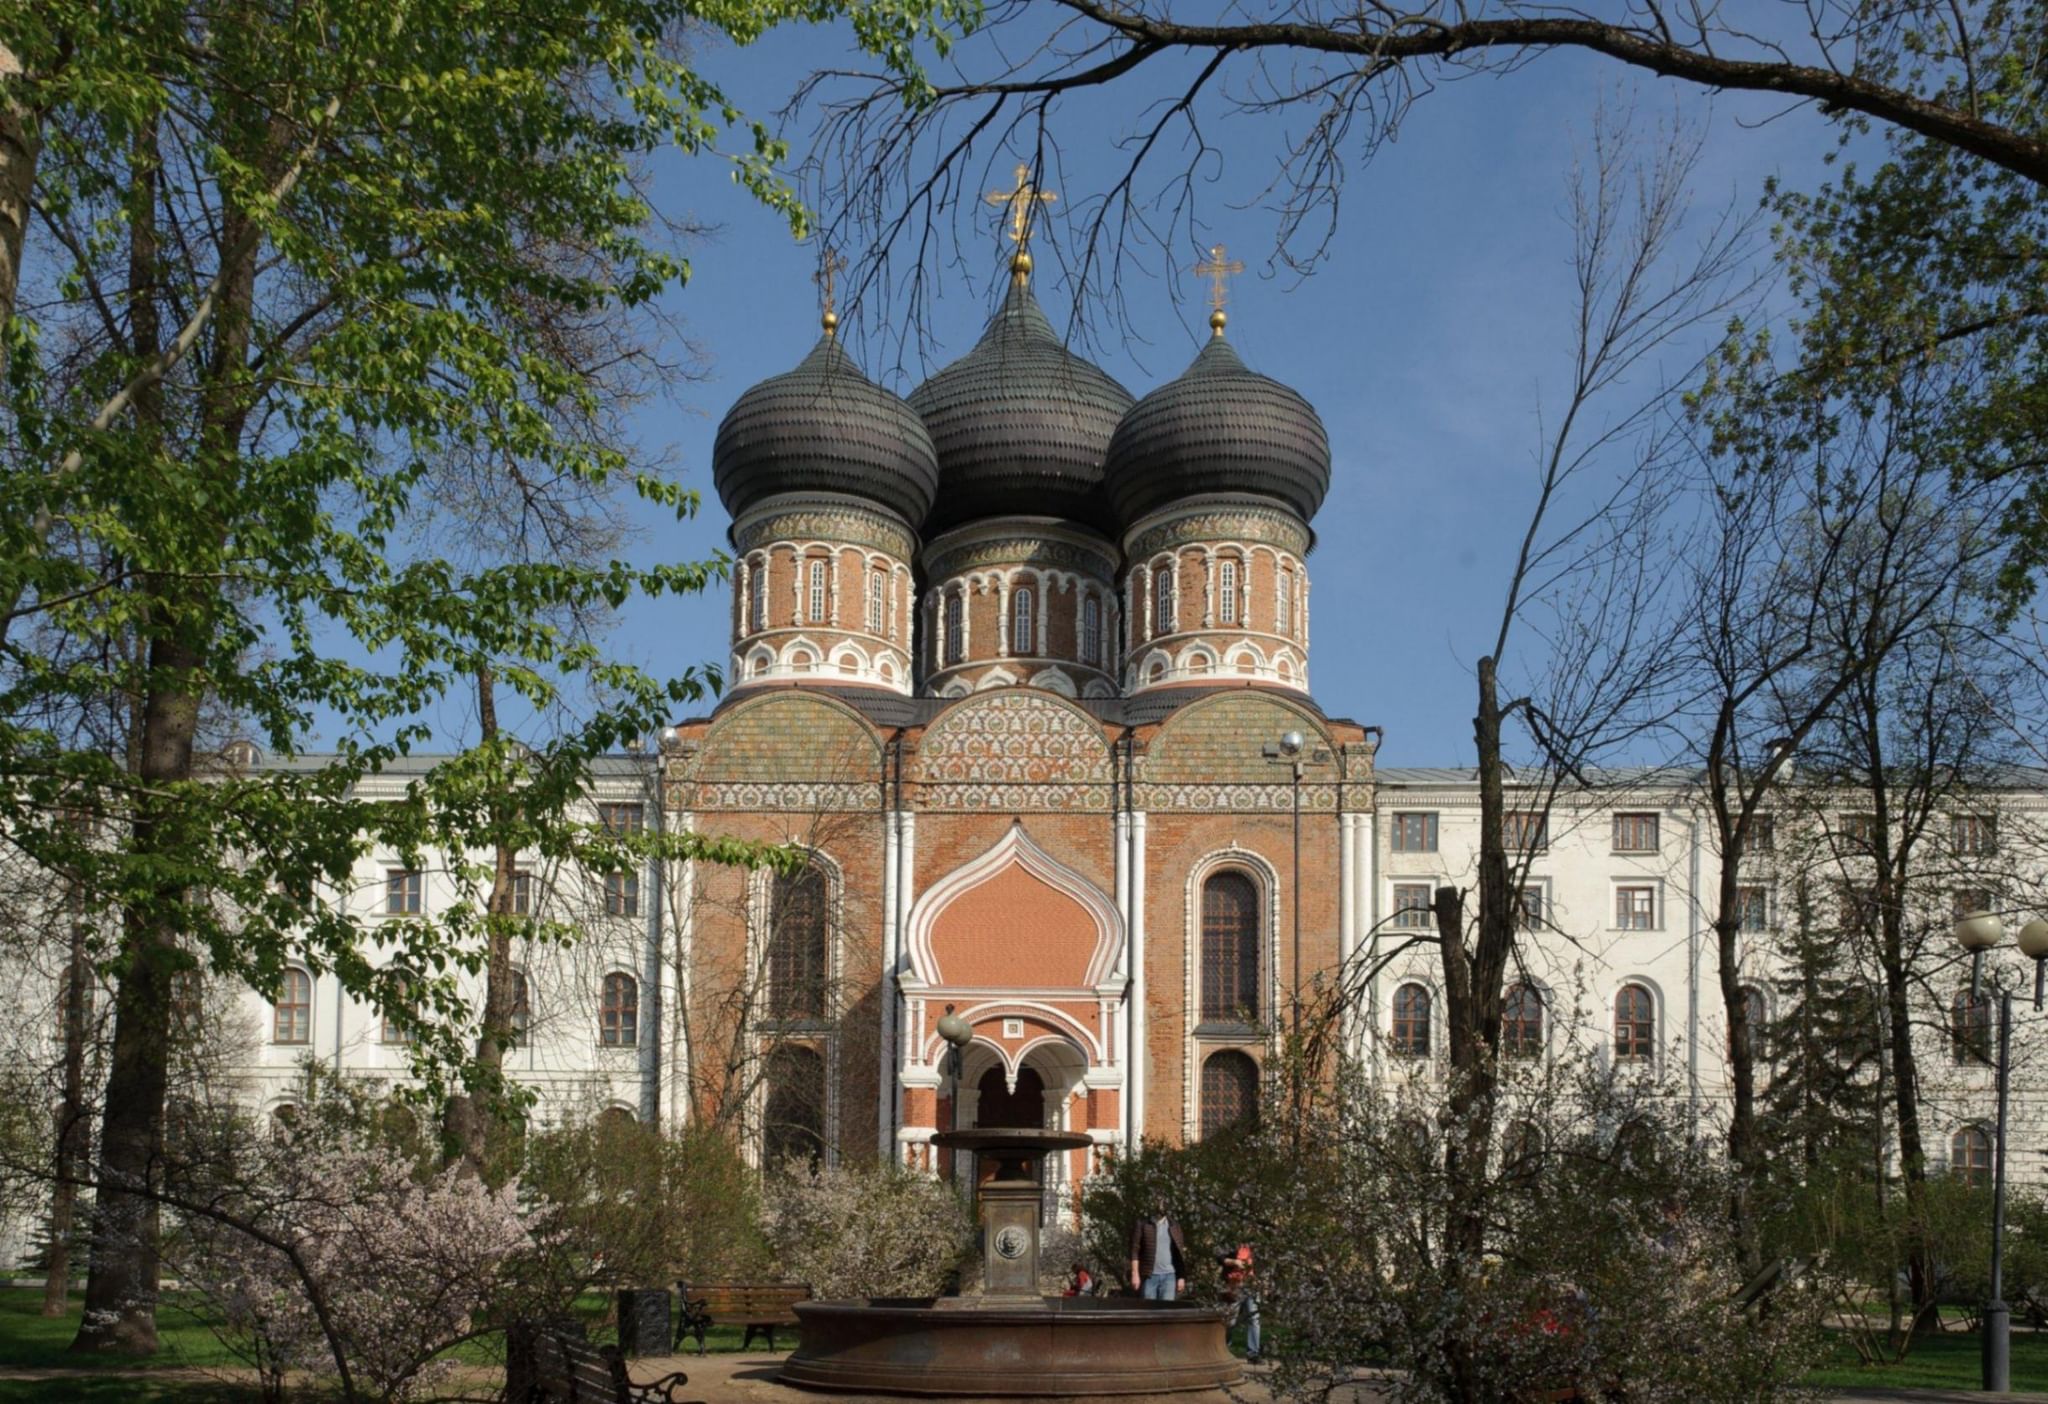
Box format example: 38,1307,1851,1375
673,1281,811,1355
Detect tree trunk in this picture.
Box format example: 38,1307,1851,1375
443,667,519,1178
0,38,37,380
42,918,91,1316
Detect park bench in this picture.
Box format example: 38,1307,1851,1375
673,1281,810,1354
509,1317,697,1404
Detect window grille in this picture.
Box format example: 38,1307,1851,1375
1012,587,1034,655
1391,983,1432,1057
1200,872,1260,1022
808,560,827,623
1502,983,1543,1057
1200,1050,1259,1138
273,968,311,1044
1613,985,1655,1060
1219,560,1239,624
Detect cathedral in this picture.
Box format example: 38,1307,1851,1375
175,204,2043,1206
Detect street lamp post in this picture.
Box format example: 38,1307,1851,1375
1948,910,2048,1393
1261,730,1309,1038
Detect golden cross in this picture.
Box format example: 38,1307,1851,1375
986,163,1058,246
1193,244,1245,313
813,247,845,319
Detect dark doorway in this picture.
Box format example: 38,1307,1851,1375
973,1066,1046,1129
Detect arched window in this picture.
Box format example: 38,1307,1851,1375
1392,983,1432,1057
600,971,639,1047
866,567,885,634
768,867,829,1020
790,648,816,674
380,969,414,1046
1951,1125,1992,1187
1201,1050,1259,1138
807,559,827,623
943,591,964,666
273,967,312,1045
1614,984,1656,1061
598,1104,637,1129
1732,985,1768,1063
1218,559,1239,624
1502,983,1543,1058
1154,565,1176,633
1277,568,1293,634
1081,596,1101,666
1012,586,1035,655
763,1043,827,1165
1199,872,1261,1023
270,1103,300,1140
1951,989,1993,1064
751,562,769,630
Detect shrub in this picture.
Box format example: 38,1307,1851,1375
763,1159,971,1299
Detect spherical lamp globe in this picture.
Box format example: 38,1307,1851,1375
1955,909,2004,954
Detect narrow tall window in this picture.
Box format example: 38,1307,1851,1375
1503,983,1544,1057
1154,566,1176,633
752,563,769,630
867,568,885,634
1503,811,1548,851
1200,1051,1259,1138
1951,989,1992,1064
763,1044,827,1165
769,867,829,1020
1516,884,1544,930
1390,813,1438,853
808,559,827,623
1393,884,1434,930
943,591,964,666
385,870,422,915
1839,813,1878,851
1749,814,1775,852
1012,587,1035,655
508,971,530,1047
1391,983,1432,1057
1277,568,1293,635
510,870,534,916
1614,984,1655,1061
1200,872,1260,1022
1218,560,1239,624
1082,596,1102,666
1953,814,1997,855
273,968,312,1045
381,970,414,1045
1735,885,1769,931
600,972,638,1046
1952,1126,1993,1186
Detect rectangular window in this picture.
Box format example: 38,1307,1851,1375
1219,561,1238,624
1952,814,1997,856
1613,813,1660,853
808,559,827,623
1012,587,1034,655
604,871,640,918
752,563,769,630
510,871,533,916
1840,813,1877,850
1516,884,1544,930
944,592,964,666
599,803,643,835
1392,883,1434,930
1503,810,1548,851
1390,812,1438,853
1736,885,1770,932
1277,569,1293,635
1082,597,1102,667
1749,814,1775,853
385,869,422,916
1155,566,1176,633
1615,885,1656,931
1842,884,1879,937
867,569,885,634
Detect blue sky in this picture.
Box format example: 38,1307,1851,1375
558,15,1850,765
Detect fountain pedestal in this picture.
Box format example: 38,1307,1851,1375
779,1127,1242,1396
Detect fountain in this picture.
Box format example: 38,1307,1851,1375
779,1015,1241,1396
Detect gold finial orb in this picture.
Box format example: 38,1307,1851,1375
1209,308,1227,337
1011,249,1033,284
821,308,839,337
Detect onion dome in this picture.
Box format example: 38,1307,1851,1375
713,329,939,528
909,265,1134,536
1105,328,1331,528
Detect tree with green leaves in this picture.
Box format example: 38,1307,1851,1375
0,0,936,1355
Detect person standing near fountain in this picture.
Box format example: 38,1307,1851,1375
1128,1207,1189,1301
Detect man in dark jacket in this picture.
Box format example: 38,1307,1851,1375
1127,1207,1188,1300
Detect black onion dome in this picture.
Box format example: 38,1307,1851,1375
712,334,939,527
908,278,1134,535
1105,334,1331,528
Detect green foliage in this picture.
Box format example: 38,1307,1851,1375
520,1114,772,1293
1760,877,1885,1183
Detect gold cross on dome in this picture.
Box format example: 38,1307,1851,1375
987,163,1058,245
1193,243,1245,313
813,247,845,331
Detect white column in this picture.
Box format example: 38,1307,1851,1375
1359,808,1379,1072
1128,809,1148,1145
879,804,900,1158
828,548,842,625
897,810,917,1139
1037,574,1050,656
734,558,749,643
1202,548,1217,628
996,576,1011,657
1338,810,1355,1054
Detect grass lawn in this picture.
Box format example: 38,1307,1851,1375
1805,1325,2048,1392
0,1288,241,1372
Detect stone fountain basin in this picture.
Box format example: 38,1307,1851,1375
780,1296,1240,1397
